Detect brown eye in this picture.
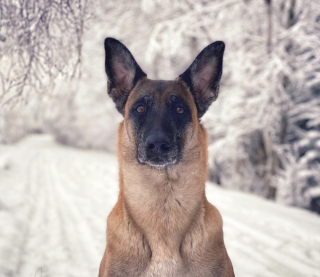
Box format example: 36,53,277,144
176,106,184,114
136,105,146,113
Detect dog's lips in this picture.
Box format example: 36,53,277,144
138,153,177,168
146,156,171,165
145,158,176,169
149,156,166,164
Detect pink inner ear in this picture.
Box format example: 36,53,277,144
193,65,215,93
114,59,135,92
117,69,133,92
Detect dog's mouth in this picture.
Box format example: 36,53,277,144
138,155,178,169
137,145,179,169
145,156,177,169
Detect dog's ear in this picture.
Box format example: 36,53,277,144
104,38,147,115
178,41,225,118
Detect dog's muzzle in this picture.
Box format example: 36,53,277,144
137,132,178,168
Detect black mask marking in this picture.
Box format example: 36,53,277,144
129,94,192,168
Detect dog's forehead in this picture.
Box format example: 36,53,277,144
128,79,192,106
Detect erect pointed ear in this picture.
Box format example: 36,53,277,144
104,38,147,115
178,41,225,118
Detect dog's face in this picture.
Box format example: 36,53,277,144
126,80,193,168
104,38,225,169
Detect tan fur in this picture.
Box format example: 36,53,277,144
99,78,234,277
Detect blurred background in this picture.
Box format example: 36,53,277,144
0,0,320,276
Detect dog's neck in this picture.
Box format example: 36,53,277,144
121,164,206,261
117,124,208,261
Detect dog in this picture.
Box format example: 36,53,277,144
99,38,234,277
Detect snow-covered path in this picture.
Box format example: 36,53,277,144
0,135,319,277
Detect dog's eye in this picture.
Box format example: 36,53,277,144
136,105,146,113
176,106,184,114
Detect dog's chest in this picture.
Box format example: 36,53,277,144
141,259,184,277
139,236,200,277
140,257,211,277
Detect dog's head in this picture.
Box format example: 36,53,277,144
104,38,224,169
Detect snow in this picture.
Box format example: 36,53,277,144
0,135,319,277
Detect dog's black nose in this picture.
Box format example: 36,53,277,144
145,133,170,154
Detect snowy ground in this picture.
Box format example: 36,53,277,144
0,135,319,277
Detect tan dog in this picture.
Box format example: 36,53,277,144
99,38,234,277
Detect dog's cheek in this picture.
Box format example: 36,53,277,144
181,123,200,160
121,120,140,162
130,120,148,164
